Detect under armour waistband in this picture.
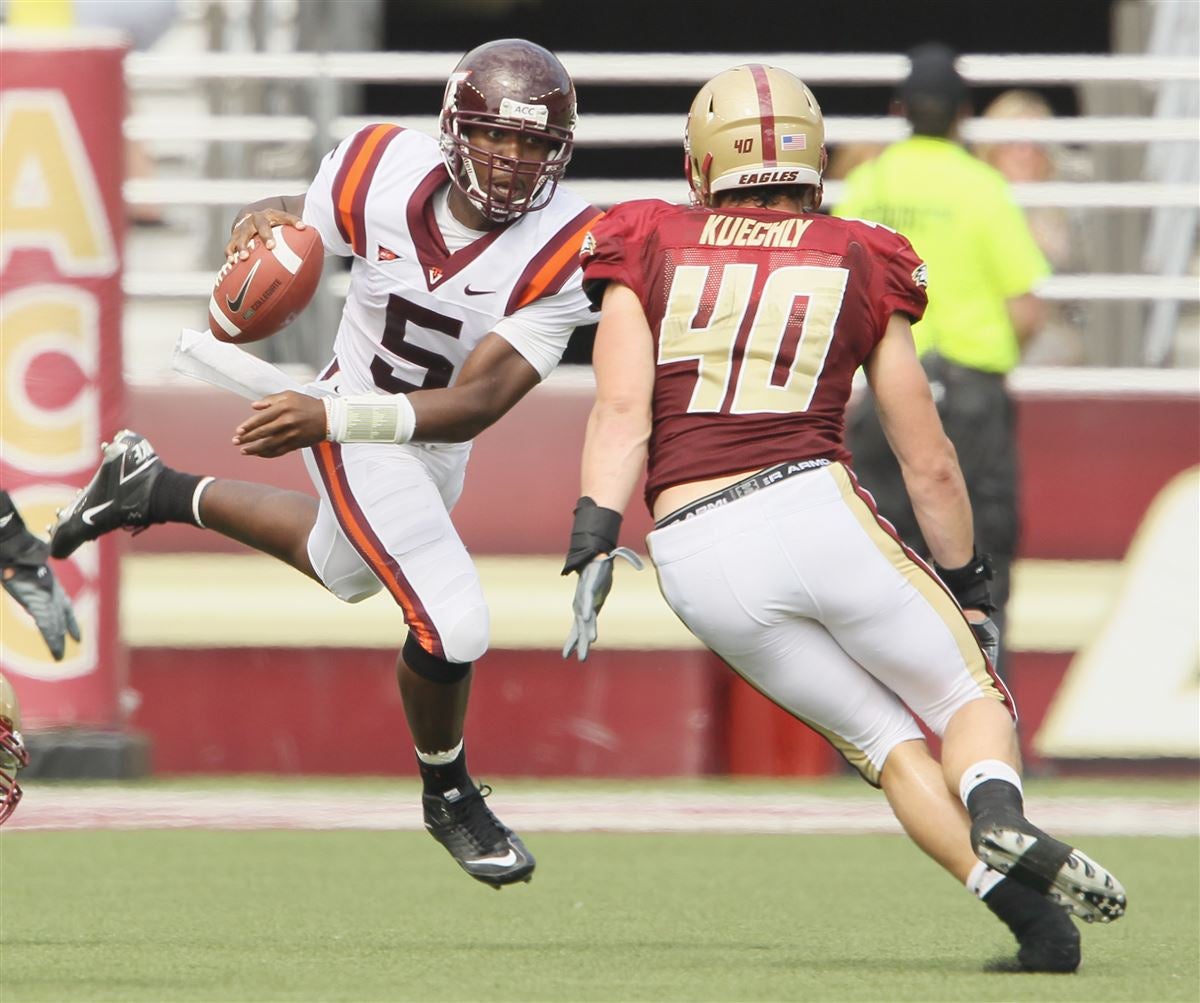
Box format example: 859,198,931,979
654,458,832,529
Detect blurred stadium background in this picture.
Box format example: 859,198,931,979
2,0,1197,792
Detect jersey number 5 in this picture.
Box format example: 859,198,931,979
659,263,849,414
372,293,463,393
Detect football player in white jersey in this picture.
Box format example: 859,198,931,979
50,39,600,888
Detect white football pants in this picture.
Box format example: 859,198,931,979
647,461,1013,785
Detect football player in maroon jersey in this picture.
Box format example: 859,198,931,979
562,64,1125,971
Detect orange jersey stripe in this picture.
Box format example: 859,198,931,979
312,442,436,651
336,125,395,256
513,215,600,311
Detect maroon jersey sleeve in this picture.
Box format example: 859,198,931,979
854,221,928,333
580,199,674,308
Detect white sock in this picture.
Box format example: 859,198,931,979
966,860,1007,900
959,758,1022,809
415,739,464,766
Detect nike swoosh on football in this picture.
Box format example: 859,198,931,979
82,500,114,526
463,285,494,296
225,259,262,313
465,850,518,868
120,457,158,484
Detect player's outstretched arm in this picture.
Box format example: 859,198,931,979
233,333,545,457
0,491,80,661
560,283,654,661
225,194,307,262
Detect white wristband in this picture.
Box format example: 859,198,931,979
324,393,416,444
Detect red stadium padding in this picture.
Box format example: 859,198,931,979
127,646,1072,777
128,381,1198,560
130,647,728,776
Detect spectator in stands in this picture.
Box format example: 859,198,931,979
975,89,1087,365
835,43,1051,679
1,490,79,662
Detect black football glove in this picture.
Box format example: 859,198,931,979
1,504,80,662
562,548,644,662
561,497,623,575
934,551,999,665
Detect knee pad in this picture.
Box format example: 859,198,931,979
441,603,489,664
403,633,472,685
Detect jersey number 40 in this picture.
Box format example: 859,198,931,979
659,263,849,415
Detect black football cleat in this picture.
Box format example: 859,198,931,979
973,818,1126,924
49,430,161,559
984,877,1081,974
422,783,535,889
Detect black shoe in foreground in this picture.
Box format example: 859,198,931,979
973,818,1127,924
422,783,535,889
984,877,1081,973
49,431,161,559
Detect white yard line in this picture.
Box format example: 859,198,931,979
5,789,1196,836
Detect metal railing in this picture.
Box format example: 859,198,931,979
123,50,1200,363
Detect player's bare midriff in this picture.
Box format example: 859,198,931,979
652,466,774,523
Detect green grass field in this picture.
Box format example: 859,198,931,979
1,780,1197,1002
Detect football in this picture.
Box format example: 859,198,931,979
208,224,323,343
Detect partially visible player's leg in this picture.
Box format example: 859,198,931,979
49,429,318,570
314,440,533,888
196,480,319,578
880,740,1080,973
648,485,1082,970
826,463,1127,925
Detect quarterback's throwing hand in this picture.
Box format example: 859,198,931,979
234,391,327,457
562,547,644,662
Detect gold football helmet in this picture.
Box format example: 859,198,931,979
0,673,29,825
685,64,826,207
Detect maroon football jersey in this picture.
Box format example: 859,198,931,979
581,199,928,508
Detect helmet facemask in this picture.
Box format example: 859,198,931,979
438,40,578,224
0,719,28,826
439,108,574,223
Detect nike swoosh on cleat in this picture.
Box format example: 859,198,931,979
0,513,12,528
463,285,494,296
82,500,115,525
225,259,262,313
465,850,518,868
119,456,158,484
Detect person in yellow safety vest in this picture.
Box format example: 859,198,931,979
835,42,1051,680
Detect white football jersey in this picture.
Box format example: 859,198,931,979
303,124,600,397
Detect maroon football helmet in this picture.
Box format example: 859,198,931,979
439,39,576,222
0,674,28,825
